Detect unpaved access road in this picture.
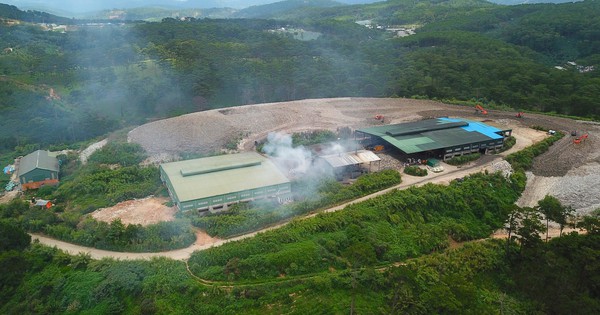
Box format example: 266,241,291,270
30,97,600,260
31,154,512,261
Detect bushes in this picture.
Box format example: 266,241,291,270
190,170,402,238
87,142,147,167
500,136,516,152
53,165,162,211
189,172,520,281
445,153,481,166
291,130,337,147
43,218,195,252
404,165,428,176
506,132,563,172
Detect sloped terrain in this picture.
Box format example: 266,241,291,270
128,97,600,214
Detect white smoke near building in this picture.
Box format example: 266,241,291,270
262,132,313,177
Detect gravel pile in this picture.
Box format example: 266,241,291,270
376,152,405,171
128,98,446,159
489,160,513,177
550,163,600,215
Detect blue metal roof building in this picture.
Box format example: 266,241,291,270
356,118,511,160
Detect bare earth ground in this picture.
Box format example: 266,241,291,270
128,97,600,216
91,196,176,226
28,98,600,259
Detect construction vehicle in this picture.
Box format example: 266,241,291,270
374,114,384,122
573,133,589,144
475,104,488,115
516,112,524,118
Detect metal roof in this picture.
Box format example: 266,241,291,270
18,150,59,176
320,150,381,168
160,152,290,203
357,118,504,154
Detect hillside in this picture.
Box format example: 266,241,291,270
1,0,600,312
1,1,599,144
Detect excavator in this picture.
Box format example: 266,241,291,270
475,104,488,115
573,133,589,144
374,114,384,122
516,112,524,118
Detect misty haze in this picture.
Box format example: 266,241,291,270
1,0,599,313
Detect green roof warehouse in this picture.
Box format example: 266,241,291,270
160,152,292,212
356,118,512,160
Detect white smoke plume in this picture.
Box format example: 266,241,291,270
262,132,312,177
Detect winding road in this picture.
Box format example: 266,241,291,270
31,151,518,261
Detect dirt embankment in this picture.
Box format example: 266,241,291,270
128,98,600,216
91,196,176,226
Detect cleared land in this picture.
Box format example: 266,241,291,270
91,196,176,226
129,97,600,216
27,98,600,259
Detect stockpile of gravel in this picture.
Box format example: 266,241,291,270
489,160,513,177
550,163,600,215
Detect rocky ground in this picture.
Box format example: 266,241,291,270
126,98,600,217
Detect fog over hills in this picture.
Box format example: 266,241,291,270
0,0,380,14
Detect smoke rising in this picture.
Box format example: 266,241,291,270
262,132,313,177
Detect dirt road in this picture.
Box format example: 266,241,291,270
31,97,600,260
31,154,509,261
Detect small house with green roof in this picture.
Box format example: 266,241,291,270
18,150,60,190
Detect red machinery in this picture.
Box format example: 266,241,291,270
574,133,589,144
475,104,488,115
516,112,524,118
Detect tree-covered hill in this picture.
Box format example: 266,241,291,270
1,0,599,151
0,3,73,24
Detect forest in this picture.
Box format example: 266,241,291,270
1,0,600,313
1,1,600,150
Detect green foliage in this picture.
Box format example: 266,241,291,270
445,153,481,166
500,135,516,152
505,132,563,172
54,165,161,211
190,170,402,238
291,130,337,147
189,172,519,281
43,216,195,252
87,142,147,167
0,220,31,251
403,165,428,176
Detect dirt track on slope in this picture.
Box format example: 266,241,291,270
31,98,600,260
31,153,512,261
128,98,600,214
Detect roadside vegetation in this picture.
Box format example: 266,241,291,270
189,169,401,238
403,165,428,176
445,153,481,166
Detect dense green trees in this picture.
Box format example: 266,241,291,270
190,169,402,237
189,172,520,281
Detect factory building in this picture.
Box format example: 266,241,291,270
160,152,292,212
356,118,511,160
